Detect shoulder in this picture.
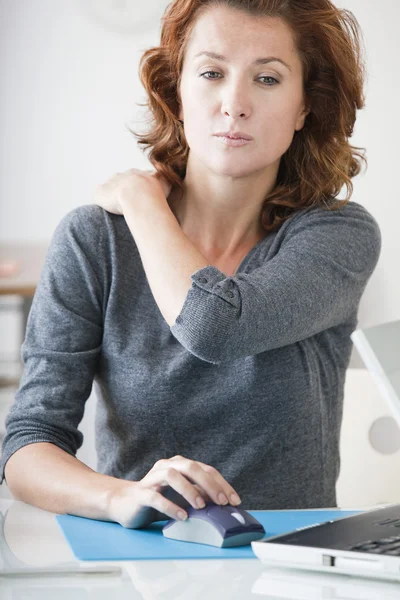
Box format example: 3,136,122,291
44,205,122,282
287,200,381,243
293,199,379,228
282,200,381,275
51,204,127,253
54,204,108,238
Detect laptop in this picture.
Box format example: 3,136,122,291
252,320,400,581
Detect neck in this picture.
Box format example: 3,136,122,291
166,156,278,259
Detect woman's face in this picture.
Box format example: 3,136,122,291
178,5,309,179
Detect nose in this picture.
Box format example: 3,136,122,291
220,83,252,120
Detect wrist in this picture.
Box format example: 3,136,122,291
122,194,175,240
121,188,168,216
105,478,137,523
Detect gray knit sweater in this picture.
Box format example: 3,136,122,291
0,201,381,509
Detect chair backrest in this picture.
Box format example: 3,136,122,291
351,320,400,427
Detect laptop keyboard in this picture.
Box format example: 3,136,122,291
349,534,400,556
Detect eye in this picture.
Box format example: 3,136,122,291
199,71,279,86
258,76,279,86
200,71,222,80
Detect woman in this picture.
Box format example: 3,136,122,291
0,0,380,529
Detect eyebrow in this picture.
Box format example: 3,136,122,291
193,51,292,72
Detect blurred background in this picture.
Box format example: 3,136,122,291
0,0,399,506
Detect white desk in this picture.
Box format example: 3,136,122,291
1,499,400,599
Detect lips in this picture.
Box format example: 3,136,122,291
215,136,252,147
214,131,253,141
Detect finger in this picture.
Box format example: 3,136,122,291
136,486,189,522
152,458,224,506
93,182,111,202
195,460,242,505
192,483,212,503
168,455,240,502
167,457,242,506
140,466,208,511
150,169,170,187
166,456,240,504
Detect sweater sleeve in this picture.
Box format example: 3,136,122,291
170,202,381,364
0,204,105,483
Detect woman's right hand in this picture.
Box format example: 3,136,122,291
107,455,242,529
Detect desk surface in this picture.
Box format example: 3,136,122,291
0,243,48,296
1,499,400,599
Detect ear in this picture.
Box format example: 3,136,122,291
295,103,310,132
176,78,183,121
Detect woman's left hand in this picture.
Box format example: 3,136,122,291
93,168,172,215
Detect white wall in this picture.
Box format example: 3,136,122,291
1,0,399,506
0,0,168,242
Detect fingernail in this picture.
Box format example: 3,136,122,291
218,493,229,505
177,510,187,520
196,496,206,509
230,493,241,505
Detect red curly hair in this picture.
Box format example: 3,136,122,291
129,0,367,233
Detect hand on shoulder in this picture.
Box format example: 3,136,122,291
92,168,172,215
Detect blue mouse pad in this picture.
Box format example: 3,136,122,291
56,509,361,561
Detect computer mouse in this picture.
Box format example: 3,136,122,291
162,501,266,547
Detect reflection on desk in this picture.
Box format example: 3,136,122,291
0,571,135,599
1,500,400,599
254,567,400,599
